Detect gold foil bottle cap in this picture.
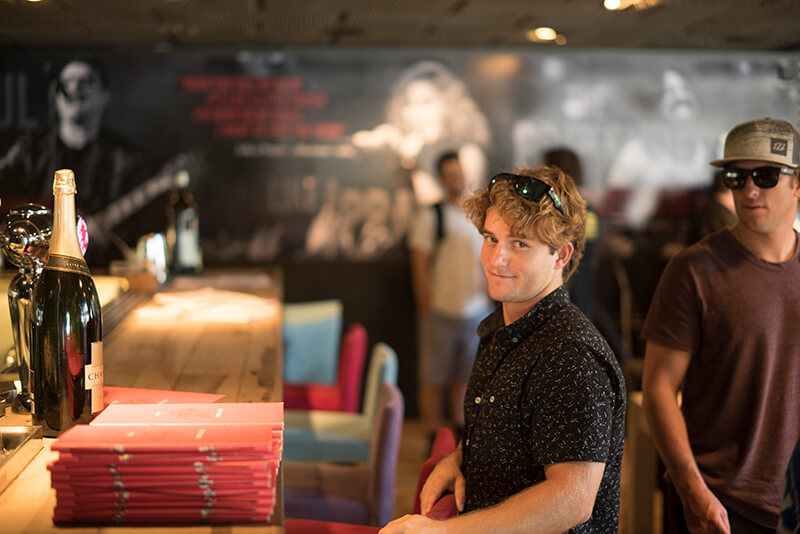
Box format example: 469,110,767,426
53,169,77,195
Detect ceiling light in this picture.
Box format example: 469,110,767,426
526,27,566,45
532,27,557,41
604,0,662,10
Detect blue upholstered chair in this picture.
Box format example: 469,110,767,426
284,382,405,527
283,342,398,463
283,323,369,413
282,299,343,384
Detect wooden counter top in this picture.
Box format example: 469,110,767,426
1,269,284,534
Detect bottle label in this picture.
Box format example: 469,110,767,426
77,216,89,256
46,253,90,276
177,208,202,269
85,341,104,413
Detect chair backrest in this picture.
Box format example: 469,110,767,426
361,343,398,423
283,299,343,384
366,382,404,527
413,427,456,516
337,323,368,413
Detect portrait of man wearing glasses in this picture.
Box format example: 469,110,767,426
382,165,626,533
642,118,800,533
0,57,150,265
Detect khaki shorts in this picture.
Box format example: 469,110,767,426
418,311,482,387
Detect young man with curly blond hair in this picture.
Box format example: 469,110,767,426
382,165,626,534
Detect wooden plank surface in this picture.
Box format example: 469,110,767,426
1,269,284,534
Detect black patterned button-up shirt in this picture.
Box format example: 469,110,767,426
462,286,626,533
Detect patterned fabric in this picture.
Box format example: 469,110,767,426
461,286,626,533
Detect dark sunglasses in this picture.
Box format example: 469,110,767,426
722,166,795,190
56,75,102,102
488,173,566,216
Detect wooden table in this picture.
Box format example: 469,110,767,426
624,391,661,534
0,269,284,534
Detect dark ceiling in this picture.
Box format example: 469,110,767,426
2,0,800,51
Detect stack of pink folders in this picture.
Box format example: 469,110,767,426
48,402,284,525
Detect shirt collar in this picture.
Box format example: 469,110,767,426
477,286,570,345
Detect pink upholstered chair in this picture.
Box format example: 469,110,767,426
283,323,368,413
413,426,459,520
284,519,378,534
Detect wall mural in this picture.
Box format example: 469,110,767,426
0,49,797,267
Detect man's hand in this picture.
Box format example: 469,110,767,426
420,449,465,516
379,514,446,534
682,485,730,534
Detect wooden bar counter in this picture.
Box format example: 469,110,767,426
0,269,284,534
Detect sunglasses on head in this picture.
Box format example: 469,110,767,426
721,166,796,190
488,173,567,216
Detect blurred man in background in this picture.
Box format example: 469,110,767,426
643,118,800,533
408,151,490,448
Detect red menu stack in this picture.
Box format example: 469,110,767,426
48,402,283,525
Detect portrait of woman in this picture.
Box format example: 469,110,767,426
353,59,492,205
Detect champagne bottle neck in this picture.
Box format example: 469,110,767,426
50,193,84,260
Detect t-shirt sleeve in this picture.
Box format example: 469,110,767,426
641,252,699,354
527,350,615,465
407,206,435,254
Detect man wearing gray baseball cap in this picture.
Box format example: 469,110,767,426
642,118,800,533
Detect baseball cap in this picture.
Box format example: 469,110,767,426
710,118,799,169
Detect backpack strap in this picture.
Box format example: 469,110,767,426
432,201,445,248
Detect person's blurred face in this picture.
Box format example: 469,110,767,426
439,157,465,198
55,61,109,149
401,79,445,142
660,70,695,121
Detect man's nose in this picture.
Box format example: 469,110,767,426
489,244,509,267
742,176,761,197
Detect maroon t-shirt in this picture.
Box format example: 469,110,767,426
642,228,800,528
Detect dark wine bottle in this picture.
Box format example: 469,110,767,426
31,169,103,437
166,169,202,274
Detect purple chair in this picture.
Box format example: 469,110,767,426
284,382,404,527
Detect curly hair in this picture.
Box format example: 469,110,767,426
463,165,587,282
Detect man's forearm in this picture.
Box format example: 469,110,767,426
409,249,432,313
439,463,602,534
642,385,706,499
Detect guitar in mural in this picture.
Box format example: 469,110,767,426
84,152,200,259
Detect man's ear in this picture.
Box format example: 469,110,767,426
554,241,574,270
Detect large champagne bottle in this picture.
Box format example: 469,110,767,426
166,170,202,274
32,169,103,437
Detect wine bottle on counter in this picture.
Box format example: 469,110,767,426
31,169,103,437
166,169,202,274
